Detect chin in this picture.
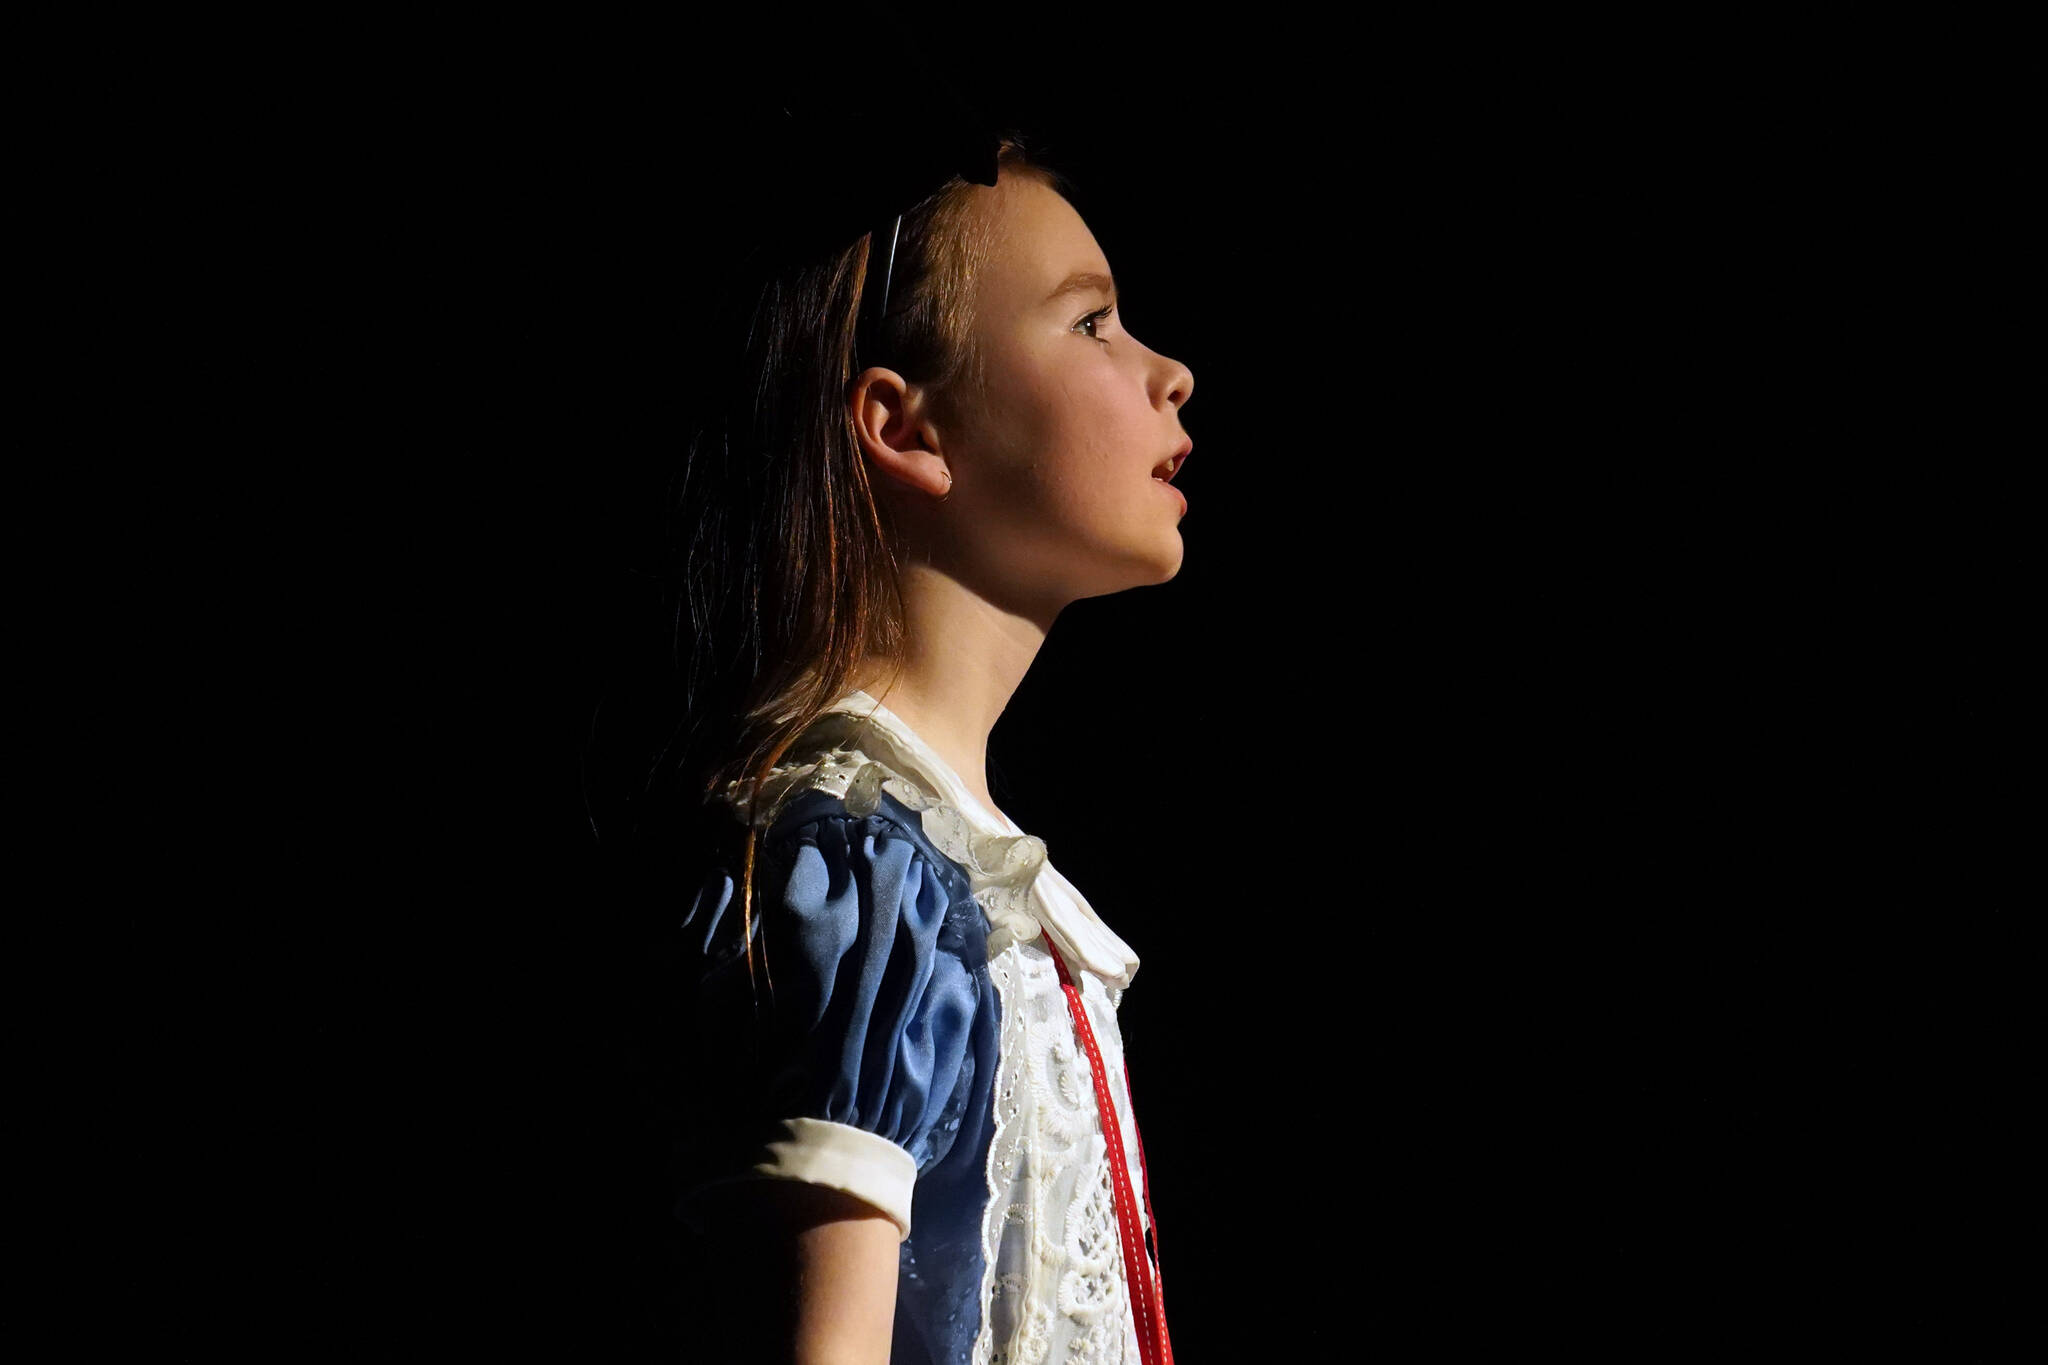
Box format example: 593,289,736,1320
1143,533,1185,584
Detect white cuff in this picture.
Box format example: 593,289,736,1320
683,1117,918,1242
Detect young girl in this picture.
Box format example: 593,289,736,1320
603,126,1196,1364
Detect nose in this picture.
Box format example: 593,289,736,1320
1157,350,1194,413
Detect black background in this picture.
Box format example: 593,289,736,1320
95,8,2024,1360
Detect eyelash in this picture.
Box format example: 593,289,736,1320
1076,304,1116,344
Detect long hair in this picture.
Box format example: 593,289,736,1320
588,134,1076,1015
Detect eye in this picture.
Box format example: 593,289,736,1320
1075,304,1116,344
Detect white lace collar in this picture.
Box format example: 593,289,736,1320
717,689,1141,989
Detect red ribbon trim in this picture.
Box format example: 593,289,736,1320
1043,933,1174,1365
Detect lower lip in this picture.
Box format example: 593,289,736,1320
1152,478,1187,514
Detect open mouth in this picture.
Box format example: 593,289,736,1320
1151,442,1191,513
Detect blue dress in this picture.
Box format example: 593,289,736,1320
676,784,1003,1363
671,691,1156,1363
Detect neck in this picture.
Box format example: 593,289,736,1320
846,562,1053,821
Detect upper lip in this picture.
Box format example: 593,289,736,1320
1154,438,1193,483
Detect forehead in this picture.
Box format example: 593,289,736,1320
976,176,1112,311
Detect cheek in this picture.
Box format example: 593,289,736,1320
1052,373,1154,486
1032,364,1139,454
1025,395,1133,504
975,348,1139,502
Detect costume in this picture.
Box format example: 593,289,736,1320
673,690,1169,1363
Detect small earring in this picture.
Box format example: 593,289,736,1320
939,469,953,502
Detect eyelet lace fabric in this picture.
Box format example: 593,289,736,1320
977,940,1144,1364
719,701,1151,1364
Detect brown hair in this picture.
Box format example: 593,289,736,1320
625,134,1076,1015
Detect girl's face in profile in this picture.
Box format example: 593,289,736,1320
936,175,1196,614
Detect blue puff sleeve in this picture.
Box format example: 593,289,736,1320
674,792,991,1243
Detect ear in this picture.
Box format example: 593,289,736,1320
848,367,951,501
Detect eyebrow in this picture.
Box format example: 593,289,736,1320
1043,269,1119,307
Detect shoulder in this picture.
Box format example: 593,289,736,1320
763,785,971,894
762,786,996,968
